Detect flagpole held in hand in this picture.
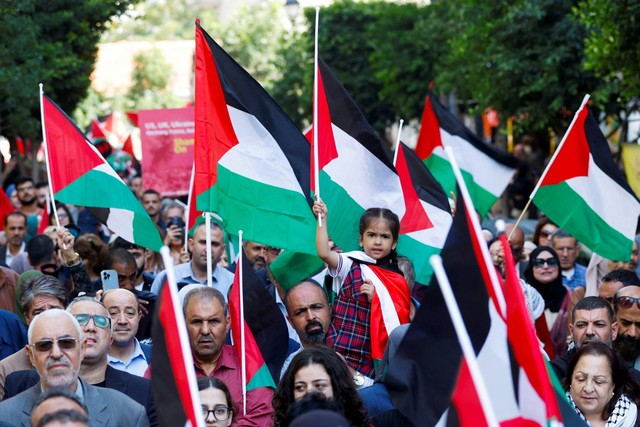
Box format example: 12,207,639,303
238,230,247,416
429,254,500,427
392,119,404,168
38,84,65,248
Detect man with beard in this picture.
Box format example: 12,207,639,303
550,296,618,381
613,285,640,369
150,221,234,299
184,286,273,425
0,212,27,268
15,177,43,240
0,309,148,426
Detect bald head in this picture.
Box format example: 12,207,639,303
505,224,524,261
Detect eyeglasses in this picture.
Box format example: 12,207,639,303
532,258,558,268
540,230,554,237
202,405,231,421
31,337,78,353
615,296,640,310
73,314,111,329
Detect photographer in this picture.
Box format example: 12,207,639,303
162,203,190,266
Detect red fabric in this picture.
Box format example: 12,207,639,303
194,346,274,427
396,143,433,234
415,93,443,160
0,188,14,232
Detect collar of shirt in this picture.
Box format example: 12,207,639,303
107,338,147,366
193,345,236,377
561,267,575,279
41,379,84,402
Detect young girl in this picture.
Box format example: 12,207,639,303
313,198,411,381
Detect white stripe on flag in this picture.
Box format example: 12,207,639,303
361,264,401,337
324,124,406,217
434,130,515,197
106,207,135,242
401,200,452,247
566,154,640,237
220,106,306,195
95,162,127,183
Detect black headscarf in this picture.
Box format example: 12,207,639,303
524,245,567,312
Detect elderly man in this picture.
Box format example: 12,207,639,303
550,296,618,380
184,286,273,425
0,309,148,426
151,221,234,298
4,297,157,426
102,289,151,376
0,275,67,399
551,229,587,290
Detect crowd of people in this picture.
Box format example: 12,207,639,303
0,171,639,426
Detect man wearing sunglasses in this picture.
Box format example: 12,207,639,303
613,286,640,370
3,297,157,426
0,308,149,426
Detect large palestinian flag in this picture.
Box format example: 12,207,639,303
386,181,561,425
40,94,162,251
194,23,316,254
532,101,640,262
228,250,289,391
311,59,452,285
415,91,518,217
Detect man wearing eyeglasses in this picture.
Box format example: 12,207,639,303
613,286,640,370
0,308,149,426
3,297,157,426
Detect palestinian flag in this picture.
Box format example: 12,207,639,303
37,192,50,235
228,250,289,391
0,188,14,232
86,118,112,159
152,278,205,427
311,59,452,285
194,23,316,255
40,94,162,251
499,231,562,424
386,183,555,425
532,101,640,262
185,164,202,236
415,90,518,217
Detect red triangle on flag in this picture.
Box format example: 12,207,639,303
415,94,444,160
395,143,434,234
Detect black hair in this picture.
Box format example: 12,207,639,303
602,269,640,288
27,234,55,267
572,296,614,324
36,409,89,427
273,346,369,427
109,236,144,252
359,208,400,258
4,210,27,227
15,176,34,187
142,189,160,197
197,376,238,416
281,392,343,427
110,247,136,268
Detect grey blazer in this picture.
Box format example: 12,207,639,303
0,379,149,427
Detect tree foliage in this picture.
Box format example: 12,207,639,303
0,0,138,143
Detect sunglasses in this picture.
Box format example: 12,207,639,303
31,337,78,353
615,296,640,310
73,314,111,329
532,258,558,268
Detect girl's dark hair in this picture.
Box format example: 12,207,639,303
273,346,370,427
359,208,400,256
196,376,237,416
563,342,640,420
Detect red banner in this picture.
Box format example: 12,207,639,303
139,108,194,197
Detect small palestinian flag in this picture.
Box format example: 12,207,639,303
415,90,518,217
40,93,162,251
532,99,640,262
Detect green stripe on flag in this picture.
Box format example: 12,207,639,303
534,182,633,261
320,171,366,252
247,362,276,390
397,234,440,285
208,166,317,255
425,155,498,217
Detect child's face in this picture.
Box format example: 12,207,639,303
359,218,397,260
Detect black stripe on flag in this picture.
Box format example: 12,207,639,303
400,141,451,213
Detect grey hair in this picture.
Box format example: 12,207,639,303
182,286,228,317
21,275,68,315
66,296,110,318
28,309,83,344
397,256,415,291
550,229,579,245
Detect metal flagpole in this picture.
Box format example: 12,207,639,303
392,119,404,167
238,230,247,415
313,7,323,227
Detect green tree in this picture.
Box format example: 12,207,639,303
0,0,138,143
439,0,600,135
127,49,182,110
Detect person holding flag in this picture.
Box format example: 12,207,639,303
313,198,411,381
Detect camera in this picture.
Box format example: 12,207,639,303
168,216,185,228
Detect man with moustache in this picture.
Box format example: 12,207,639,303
0,212,27,268
0,309,148,426
614,285,640,369
4,298,157,426
15,177,43,240
184,286,273,425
